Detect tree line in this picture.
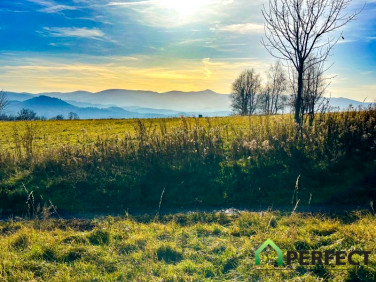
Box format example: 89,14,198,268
231,59,329,124
232,0,360,125
231,61,288,116
0,110,80,121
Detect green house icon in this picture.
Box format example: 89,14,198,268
255,239,283,266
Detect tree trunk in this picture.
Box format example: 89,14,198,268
241,89,246,115
295,64,304,124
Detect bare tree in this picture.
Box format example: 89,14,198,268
303,59,331,124
259,61,288,115
0,91,8,115
290,57,331,124
68,112,80,120
231,69,262,115
17,108,37,121
51,114,65,120
262,0,360,124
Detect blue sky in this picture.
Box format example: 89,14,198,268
0,0,375,101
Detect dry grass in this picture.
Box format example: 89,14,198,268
0,109,375,215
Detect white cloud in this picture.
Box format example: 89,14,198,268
28,0,55,5
330,84,376,102
43,27,105,40
39,5,76,13
106,0,239,27
175,39,206,45
215,23,264,34
0,54,267,94
28,0,77,13
337,39,356,44
107,1,153,7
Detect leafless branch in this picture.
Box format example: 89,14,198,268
262,0,361,124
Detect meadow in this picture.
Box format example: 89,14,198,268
0,109,376,280
0,109,376,216
0,211,375,281
0,117,251,150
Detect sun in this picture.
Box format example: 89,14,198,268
162,0,212,18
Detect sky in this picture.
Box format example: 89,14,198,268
0,0,375,101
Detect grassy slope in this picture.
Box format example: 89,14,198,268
0,114,375,280
0,111,376,215
0,212,375,281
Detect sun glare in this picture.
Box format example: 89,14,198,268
162,0,212,18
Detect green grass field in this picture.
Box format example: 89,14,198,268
0,117,253,150
0,110,376,215
1,212,375,281
0,110,376,280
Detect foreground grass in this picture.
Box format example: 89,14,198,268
1,212,375,281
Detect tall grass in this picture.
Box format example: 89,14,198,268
0,108,375,215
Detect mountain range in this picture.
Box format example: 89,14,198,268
3,89,373,119
6,96,163,119
6,89,231,112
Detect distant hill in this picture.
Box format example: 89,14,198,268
5,96,166,119
6,92,34,101
5,89,232,112
328,97,373,109
3,89,373,119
